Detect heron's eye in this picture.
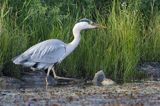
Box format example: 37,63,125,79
89,21,94,25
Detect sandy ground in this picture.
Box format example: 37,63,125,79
0,81,160,106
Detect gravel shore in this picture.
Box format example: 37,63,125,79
0,81,160,106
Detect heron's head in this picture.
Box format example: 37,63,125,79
73,18,106,31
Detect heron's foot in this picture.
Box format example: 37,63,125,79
54,76,80,82
52,68,79,82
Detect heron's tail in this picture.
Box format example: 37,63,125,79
12,55,36,68
12,55,26,64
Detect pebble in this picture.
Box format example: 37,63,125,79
0,81,160,106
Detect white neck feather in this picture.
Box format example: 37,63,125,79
66,24,81,56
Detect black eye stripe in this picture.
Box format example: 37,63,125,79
78,18,92,23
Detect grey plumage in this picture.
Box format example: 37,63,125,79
13,39,66,70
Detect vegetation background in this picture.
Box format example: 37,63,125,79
0,0,160,82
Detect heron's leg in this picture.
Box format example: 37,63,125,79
45,66,52,86
51,67,79,81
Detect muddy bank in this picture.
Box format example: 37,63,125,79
0,81,160,106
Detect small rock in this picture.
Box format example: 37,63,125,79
138,62,160,80
92,70,115,86
92,70,105,86
21,71,57,86
0,76,23,89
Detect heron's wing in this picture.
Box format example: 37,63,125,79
26,40,66,64
12,39,66,65
30,43,66,64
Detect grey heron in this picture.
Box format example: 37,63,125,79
12,18,106,85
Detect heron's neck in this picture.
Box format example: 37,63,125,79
71,27,81,47
66,26,81,54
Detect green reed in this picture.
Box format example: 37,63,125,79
0,0,160,82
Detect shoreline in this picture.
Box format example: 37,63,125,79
0,81,160,106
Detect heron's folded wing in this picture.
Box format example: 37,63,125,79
30,44,66,64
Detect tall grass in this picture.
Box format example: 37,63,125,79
102,0,142,82
142,8,160,61
152,12,160,60
0,0,160,82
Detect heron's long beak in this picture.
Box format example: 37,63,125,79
95,24,107,28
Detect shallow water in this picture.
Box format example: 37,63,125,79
0,81,160,106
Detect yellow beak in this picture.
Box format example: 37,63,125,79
95,24,107,28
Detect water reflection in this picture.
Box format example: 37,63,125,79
0,78,159,106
